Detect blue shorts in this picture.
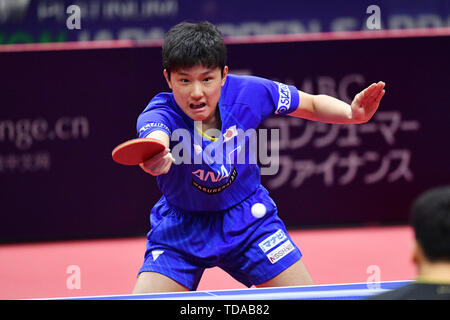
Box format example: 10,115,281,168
137,185,302,290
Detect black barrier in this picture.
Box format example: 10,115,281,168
0,34,449,242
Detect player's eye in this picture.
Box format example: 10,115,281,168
203,77,213,82
179,79,189,83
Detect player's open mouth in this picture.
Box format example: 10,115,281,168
190,103,206,110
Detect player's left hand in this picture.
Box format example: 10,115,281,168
351,81,385,123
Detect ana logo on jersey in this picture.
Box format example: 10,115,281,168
192,168,238,194
190,124,242,194
192,165,230,183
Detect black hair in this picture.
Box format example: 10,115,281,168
162,21,227,80
411,186,450,261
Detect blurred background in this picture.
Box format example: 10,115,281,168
1,0,449,44
0,0,449,299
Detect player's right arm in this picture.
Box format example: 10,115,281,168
139,130,174,176
136,93,177,176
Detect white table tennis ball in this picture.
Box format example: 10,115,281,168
251,203,267,218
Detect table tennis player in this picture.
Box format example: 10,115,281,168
368,186,450,300
132,21,385,293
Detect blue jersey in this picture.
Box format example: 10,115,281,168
136,74,299,212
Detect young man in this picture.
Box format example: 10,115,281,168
369,186,450,300
132,21,385,293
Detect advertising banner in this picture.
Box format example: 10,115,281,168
1,0,449,44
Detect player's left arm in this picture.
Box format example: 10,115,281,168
289,81,385,124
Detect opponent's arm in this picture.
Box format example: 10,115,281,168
139,130,174,176
289,81,385,124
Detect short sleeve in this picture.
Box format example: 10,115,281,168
228,75,300,123
136,95,173,138
256,78,299,119
270,81,300,115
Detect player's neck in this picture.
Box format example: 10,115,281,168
201,105,221,133
417,261,450,284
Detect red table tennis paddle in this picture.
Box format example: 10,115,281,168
112,138,166,166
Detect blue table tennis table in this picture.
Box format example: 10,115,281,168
55,280,411,300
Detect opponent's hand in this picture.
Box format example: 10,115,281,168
351,81,385,123
139,148,175,176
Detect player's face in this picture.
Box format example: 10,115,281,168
164,65,228,125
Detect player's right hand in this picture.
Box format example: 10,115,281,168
139,148,175,176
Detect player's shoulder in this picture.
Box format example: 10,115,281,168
225,73,273,89
136,92,182,136
222,74,275,103
137,91,185,129
141,92,175,114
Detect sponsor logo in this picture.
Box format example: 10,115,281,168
192,168,238,194
266,240,295,264
274,81,291,115
139,122,171,135
258,229,287,253
192,165,230,183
